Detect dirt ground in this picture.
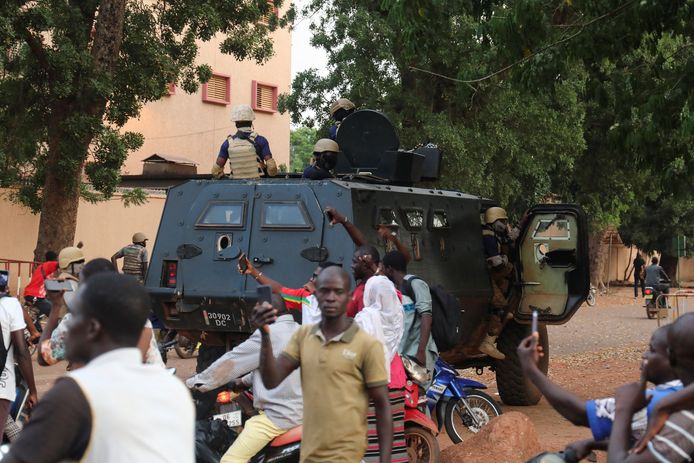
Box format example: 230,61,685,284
31,287,670,462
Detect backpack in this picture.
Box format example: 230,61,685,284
401,276,463,352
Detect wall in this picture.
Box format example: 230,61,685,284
601,243,694,285
0,189,166,294
121,15,292,175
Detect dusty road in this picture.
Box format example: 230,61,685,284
31,287,669,462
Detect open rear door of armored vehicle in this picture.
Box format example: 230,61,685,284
514,204,590,324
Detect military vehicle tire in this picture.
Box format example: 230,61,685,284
196,345,227,373
495,320,549,406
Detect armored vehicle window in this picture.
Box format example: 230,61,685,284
402,208,424,230
533,219,570,241
262,202,313,230
430,209,450,229
196,202,246,228
377,208,399,227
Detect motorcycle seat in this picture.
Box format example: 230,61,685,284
270,425,302,447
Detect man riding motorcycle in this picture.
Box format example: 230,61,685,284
186,295,302,463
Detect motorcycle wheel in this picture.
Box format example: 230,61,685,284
175,334,199,359
444,391,503,444
405,426,440,463
586,292,596,307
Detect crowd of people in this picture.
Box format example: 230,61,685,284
0,205,691,463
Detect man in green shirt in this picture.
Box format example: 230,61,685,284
252,266,392,463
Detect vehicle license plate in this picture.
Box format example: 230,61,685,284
214,410,242,427
644,294,653,300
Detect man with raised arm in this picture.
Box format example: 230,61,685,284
252,266,393,463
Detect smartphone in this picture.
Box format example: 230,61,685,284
257,285,272,305
45,279,74,292
531,310,539,335
238,253,248,273
256,285,273,334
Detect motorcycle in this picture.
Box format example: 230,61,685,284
425,358,502,443
645,280,670,319
201,366,442,463
401,368,441,463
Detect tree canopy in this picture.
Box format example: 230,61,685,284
280,0,692,268
0,0,292,258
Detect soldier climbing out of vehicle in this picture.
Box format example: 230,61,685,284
328,98,356,140
479,207,520,360
211,104,278,180
302,139,340,180
237,255,342,325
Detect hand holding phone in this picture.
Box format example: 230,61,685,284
531,310,539,336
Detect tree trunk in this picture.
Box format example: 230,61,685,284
623,246,634,281
589,228,610,290
33,165,80,261
33,0,128,261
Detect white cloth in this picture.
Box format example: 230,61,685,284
0,297,26,401
302,294,322,325
355,275,404,381
69,348,195,463
143,319,165,367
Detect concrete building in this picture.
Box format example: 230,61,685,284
0,9,292,279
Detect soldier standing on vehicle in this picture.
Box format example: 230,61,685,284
212,104,277,179
328,98,355,140
111,232,148,283
479,207,517,360
252,266,392,463
302,139,340,180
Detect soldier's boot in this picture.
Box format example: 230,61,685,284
479,334,505,360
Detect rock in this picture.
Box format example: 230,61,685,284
441,411,542,463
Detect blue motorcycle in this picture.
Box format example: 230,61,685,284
426,358,503,443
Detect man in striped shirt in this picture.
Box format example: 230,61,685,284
609,313,694,463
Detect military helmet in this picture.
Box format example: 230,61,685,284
484,207,508,224
58,246,85,270
132,232,148,243
313,138,339,154
329,98,355,116
230,104,256,122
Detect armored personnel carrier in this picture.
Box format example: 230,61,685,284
145,110,589,405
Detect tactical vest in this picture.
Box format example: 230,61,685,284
227,133,263,179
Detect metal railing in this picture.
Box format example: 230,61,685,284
655,290,694,326
0,259,41,298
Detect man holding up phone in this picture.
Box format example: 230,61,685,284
186,293,303,463
252,266,393,463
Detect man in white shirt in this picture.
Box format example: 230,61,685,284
0,272,37,438
4,273,194,463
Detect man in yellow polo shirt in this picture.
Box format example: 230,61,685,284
252,266,392,463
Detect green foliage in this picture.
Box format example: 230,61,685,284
0,0,294,212
282,0,692,251
289,127,318,172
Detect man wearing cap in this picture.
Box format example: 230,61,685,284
328,98,356,140
212,104,277,179
302,139,340,180
111,233,149,283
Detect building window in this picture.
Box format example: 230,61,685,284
252,81,278,113
202,73,231,105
